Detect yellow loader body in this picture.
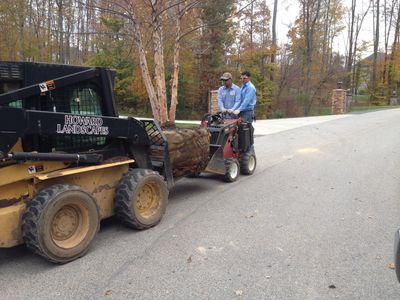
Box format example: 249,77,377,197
0,159,132,247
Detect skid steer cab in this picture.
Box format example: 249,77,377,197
199,112,256,182
0,61,174,263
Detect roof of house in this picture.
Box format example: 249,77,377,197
360,52,386,63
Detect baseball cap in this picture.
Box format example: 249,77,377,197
220,72,232,80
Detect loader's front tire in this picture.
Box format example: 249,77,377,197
22,184,100,264
224,158,240,182
240,151,257,175
114,169,168,230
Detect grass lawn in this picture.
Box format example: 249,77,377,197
309,106,332,116
305,103,400,117
352,94,369,102
175,122,200,129
349,105,400,113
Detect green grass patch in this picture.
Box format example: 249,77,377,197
304,103,399,117
175,122,200,129
349,105,400,113
352,95,369,102
309,106,332,116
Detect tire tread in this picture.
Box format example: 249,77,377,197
114,169,168,230
22,184,97,264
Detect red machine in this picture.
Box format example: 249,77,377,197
200,112,256,182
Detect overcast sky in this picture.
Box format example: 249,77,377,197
264,0,387,56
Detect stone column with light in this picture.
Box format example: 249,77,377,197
209,90,219,114
331,81,347,114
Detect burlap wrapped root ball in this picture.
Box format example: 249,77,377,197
163,128,210,178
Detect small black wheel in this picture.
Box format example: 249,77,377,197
187,171,201,178
212,113,224,124
114,168,168,230
22,184,100,264
224,158,240,182
240,151,257,175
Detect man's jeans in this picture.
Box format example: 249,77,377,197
240,110,254,123
222,112,237,119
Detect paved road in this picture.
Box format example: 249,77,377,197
252,114,350,135
1,109,400,299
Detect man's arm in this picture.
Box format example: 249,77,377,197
217,88,225,111
238,86,256,111
231,86,241,111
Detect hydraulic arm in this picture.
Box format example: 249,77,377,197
0,107,150,160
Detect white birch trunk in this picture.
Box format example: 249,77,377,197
152,18,168,125
169,15,181,124
130,16,160,122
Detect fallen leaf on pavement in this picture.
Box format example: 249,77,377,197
105,290,113,296
389,263,395,269
196,246,207,255
235,289,243,296
187,256,192,263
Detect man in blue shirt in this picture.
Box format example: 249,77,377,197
233,71,256,123
217,72,241,117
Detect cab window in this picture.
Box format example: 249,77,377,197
70,87,102,116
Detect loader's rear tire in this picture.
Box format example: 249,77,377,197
22,184,100,264
114,169,168,230
224,158,240,182
240,152,257,175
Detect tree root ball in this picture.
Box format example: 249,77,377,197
163,128,210,178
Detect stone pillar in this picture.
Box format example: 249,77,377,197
346,89,352,111
331,89,346,114
209,90,219,114
390,91,398,105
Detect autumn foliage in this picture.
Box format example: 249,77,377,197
1,0,400,120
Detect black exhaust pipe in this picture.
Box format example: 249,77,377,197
8,152,103,163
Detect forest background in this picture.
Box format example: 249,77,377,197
1,0,399,120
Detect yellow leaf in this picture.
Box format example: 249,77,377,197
389,263,395,270
235,289,243,296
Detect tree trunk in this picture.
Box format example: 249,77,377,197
321,0,331,74
152,10,168,126
372,0,380,101
47,0,53,61
352,2,371,95
352,30,359,96
56,0,64,63
271,0,278,60
130,16,160,122
271,0,278,83
302,0,322,115
169,14,181,124
345,0,356,89
382,0,395,85
389,2,400,89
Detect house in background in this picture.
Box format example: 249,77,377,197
354,52,386,95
